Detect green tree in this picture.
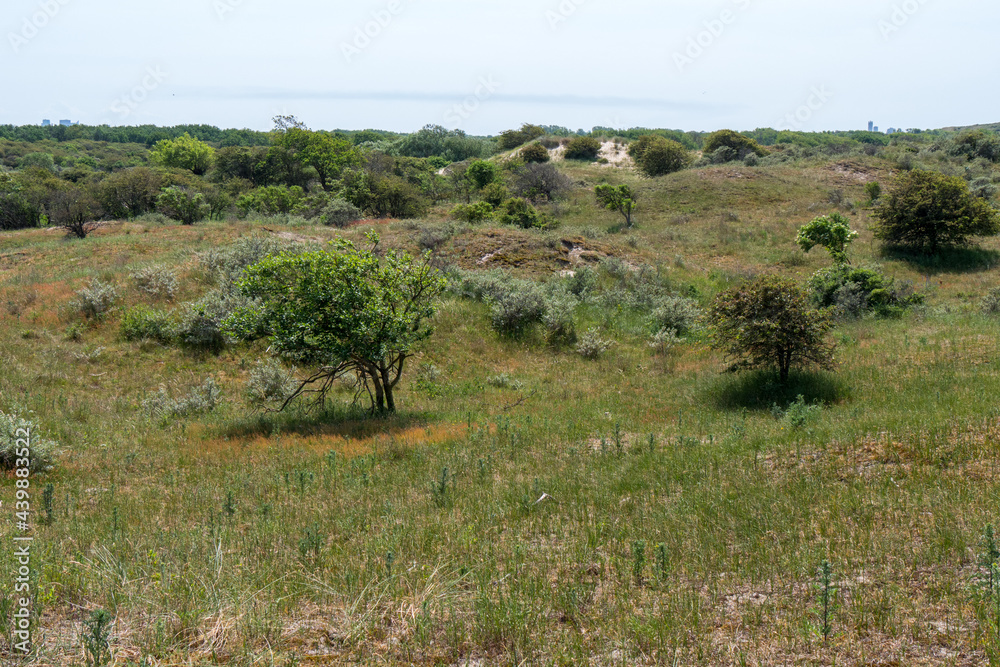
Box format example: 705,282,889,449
627,135,689,176
96,167,162,220
19,152,56,172
157,186,209,225
871,169,1000,254
274,128,363,191
796,213,858,264
467,160,500,189
595,184,637,228
709,275,835,384
224,234,446,413
0,173,44,230
703,129,767,158
150,133,215,175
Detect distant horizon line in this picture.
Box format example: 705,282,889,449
4,119,992,137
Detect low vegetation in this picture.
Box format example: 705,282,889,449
2,118,1000,665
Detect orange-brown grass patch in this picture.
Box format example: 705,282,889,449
194,421,468,462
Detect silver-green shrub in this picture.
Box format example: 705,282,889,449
0,410,57,472
129,265,178,300
72,279,118,318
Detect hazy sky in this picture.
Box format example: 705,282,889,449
1,0,994,135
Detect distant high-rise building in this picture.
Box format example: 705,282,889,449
873,126,879,132
59,119,72,126
42,119,50,126
868,121,874,132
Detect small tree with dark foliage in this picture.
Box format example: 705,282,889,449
49,185,102,239
872,169,1000,254
595,184,637,228
709,275,835,384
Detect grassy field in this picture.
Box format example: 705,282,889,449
4,152,1000,666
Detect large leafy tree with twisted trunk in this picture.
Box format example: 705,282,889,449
224,234,445,413
871,169,1000,254
709,275,835,384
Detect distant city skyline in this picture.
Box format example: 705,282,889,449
2,0,997,135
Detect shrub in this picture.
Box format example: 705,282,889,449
157,186,209,225
982,287,1000,315
564,136,602,161
487,373,523,390
628,135,689,176
481,182,510,208
743,153,760,167
710,146,739,164
497,197,544,229
864,181,882,203
451,201,493,223
119,306,174,344
497,124,545,151
510,163,573,202
809,265,921,318
237,185,305,217
246,359,298,408
19,152,56,171
72,279,118,319
703,130,767,159
872,169,1000,253
650,296,701,336
129,265,178,300
520,143,550,163
564,267,597,300
649,328,681,355
174,290,251,352
488,281,547,337
467,160,500,189
201,234,298,288
542,289,578,345
780,394,822,428
319,198,362,227
970,177,998,201
143,377,221,417
951,130,1000,163
0,409,57,472
576,328,614,359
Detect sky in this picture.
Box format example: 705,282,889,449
0,0,995,135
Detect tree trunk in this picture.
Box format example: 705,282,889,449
369,371,386,412
380,365,397,413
